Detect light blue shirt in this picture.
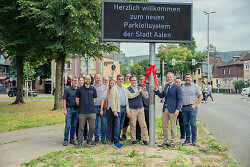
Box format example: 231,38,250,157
117,84,126,106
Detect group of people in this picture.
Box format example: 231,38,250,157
62,72,203,149
201,81,214,103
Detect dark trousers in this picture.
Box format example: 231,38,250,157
136,108,149,140
106,108,114,142
76,119,88,141
177,111,185,139
78,113,96,143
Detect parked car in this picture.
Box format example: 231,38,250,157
8,87,38,97
241,87,250,96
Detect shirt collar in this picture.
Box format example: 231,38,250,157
184,82,192,86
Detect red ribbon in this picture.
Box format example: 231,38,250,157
142,64,157,89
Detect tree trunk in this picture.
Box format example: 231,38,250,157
13,56,24,104
53,51,66,110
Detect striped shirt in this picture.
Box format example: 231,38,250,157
182,82,202,105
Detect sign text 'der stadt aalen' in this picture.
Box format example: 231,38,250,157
102,1,192,43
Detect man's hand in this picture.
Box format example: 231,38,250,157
127,112,131,118
114,112,118,117
64,110,67,116
138,88,143,93
174,111,179,117
100,109,103,116
191,104,197,109
143,86,146,91
154,85,158,90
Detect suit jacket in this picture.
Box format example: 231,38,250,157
155,83,182,113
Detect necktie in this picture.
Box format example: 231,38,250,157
167,84,171,95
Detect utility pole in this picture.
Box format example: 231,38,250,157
204,11,216,84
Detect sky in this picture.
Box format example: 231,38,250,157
119,0,250,57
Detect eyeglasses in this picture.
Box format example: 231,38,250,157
118,79,124,80
130,80,136,81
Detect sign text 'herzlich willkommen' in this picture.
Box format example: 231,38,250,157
102,0,193,43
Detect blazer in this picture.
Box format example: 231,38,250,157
155,83,182,113
110,84,140,113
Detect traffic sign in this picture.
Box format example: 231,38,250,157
216,84,220,88
228,83,230,86
102,1,192,43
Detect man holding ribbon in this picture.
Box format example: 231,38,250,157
155,72,182,148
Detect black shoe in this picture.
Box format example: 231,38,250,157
63,141,68,146
192,140,197,146
76,142,82,148
101,139,107,144
87,141,96,145
158,143,167,147
120,134,127,141
168,143,175,148
182,140,191,146
69,140,77,145
142,141,148,146
132,141,137,145
95,138,99,143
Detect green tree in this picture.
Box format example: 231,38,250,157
19,0,119,110
203,43,219,58
120,63,129,76
179,37,197,54
0,0,50,104
233,79,246,93
157,44,206,78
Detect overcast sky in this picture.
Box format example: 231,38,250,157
120,0,250,57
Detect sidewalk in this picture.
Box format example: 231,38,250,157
0,96,163,167
0,124,67,167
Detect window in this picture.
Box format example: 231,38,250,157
245,63,249,71
66,61,71,69
216,79,218,84
194,80,196,83
228,68,231,74
223,69,226,74
198,69,201,75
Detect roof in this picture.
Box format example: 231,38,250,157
217,52,250,67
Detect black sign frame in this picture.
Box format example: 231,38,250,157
102,0,193,43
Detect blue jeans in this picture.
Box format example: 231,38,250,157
94,106,107,140
64,108,79,141
113,107,126,144
182,106,198,141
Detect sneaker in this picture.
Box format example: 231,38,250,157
114,142,122,149
192,140,197,146
158,143,167,147
180,139,185,144
69,140,77,145
87,141,96,145
132,141,137,145
118,143,124,148
76,142,82,148
101,139,107,144
95,138,99,143
63,141,68,146
142,141,148,146
182,140,191,146
120,134,127,141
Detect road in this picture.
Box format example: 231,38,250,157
198,94,250,166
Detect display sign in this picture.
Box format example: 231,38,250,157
102,1,192,43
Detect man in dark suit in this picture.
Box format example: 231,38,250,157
155,72,182,148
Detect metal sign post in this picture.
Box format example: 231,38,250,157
149,43,156,146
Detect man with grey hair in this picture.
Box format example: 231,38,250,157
181,73,203,146
102,76,109,86
155,72,182,148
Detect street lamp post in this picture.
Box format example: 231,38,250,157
204,11,216,84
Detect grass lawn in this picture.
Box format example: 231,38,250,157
0,101,64,132
22,118,243,167
0,96,54,100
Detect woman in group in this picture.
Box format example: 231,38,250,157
100,78,116,143
76,76,88,141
